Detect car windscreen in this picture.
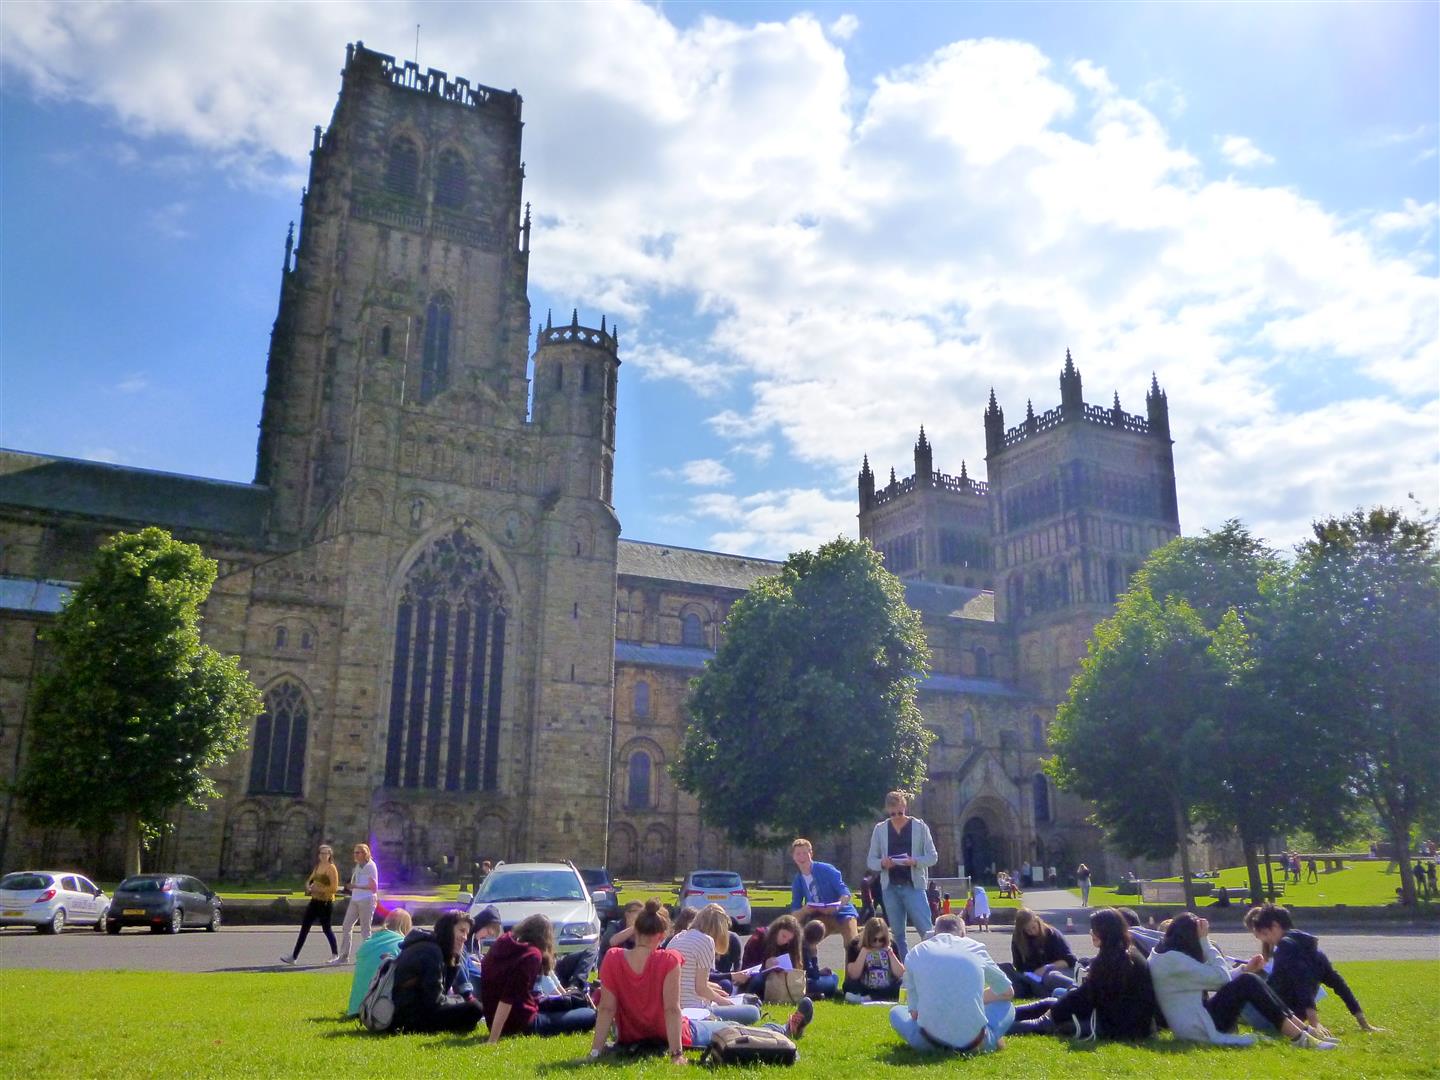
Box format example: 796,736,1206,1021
0,873,52,891
579,869,610,887
118,877,166,893
476,870,584,902
690,873,742,890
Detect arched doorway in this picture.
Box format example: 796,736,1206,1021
961,817,993,883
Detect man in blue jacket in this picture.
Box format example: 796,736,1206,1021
790,838,859,946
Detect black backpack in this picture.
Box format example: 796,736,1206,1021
699,1026,798,1066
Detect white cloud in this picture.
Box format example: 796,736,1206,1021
4,2,1434,557
1218,134,1275,168
660,459,735,487
827,14,860,41
146,201,191,239
114,373,149,394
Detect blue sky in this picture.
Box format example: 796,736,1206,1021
2,1,1435,558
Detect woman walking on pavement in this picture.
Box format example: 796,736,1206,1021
281,843,341,965
337,842,379,963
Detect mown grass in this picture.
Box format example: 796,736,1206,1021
2,962,1435,1077
1078,860,1439,910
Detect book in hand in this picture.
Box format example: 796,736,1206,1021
805,900,842,911
737,954,795,978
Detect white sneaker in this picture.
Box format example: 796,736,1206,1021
280,955,295,965
1293,1030,1338,1050
326,954,345,965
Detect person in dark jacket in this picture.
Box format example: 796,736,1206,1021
1010,908,1160,1039
1007,908,1077,997
391,911,483,1034
482,914,597,1040
1243,904,1381,1034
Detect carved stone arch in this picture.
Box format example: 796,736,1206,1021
619,736,665,811
385,128,424,197
641,824,672,880
609,823,638,878
433,143,471,211
347,485,387,533
277,804,321,878
221,803,265,880
678,602,710,648
571,514,596,558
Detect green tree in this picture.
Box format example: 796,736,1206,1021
18,528,261,876
1047,589,1224,907
673,537,932,846
1265,507,1440,906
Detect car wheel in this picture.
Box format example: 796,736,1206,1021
93,911,108,932
207,906,221,932
168,907,184,934
106,921,121,935
43,908,66,934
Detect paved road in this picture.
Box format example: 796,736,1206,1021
1,923,1435,974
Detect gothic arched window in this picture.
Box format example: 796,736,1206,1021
420,295,452,402
384,529,509,793
627,751,653,810
434,149,467,209
973,646,991,677
962,709,977,743
1031,714,1046,750
681,612,704,647
274,626,288,650
1033,773,1051,822
386,137,420,197
249,681,309,796
633,680,651,719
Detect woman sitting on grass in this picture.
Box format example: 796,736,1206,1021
481,913,597,1041
736,915,804,994
1009,908,1159,1039
346,908,411,1016
1148,912,1337,1050
1009,908,1077,997
391,911,483,1034
668,903,762,1023
843,917,905,1002
586,900,813,1064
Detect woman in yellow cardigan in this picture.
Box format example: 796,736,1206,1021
281,844,341,965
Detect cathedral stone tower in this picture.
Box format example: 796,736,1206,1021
986,352,1179,699
240,42,619,872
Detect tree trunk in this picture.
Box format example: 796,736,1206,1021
124,813,142,878
1171,792,1196,909
1241,836,1265,907
1386,815,1415,906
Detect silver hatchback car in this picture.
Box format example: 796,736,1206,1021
0,870,110,933
678,870,752,933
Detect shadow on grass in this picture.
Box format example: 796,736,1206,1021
305,1013,355,1025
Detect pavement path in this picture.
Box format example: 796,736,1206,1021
1,922,1435,975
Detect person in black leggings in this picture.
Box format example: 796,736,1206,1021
281,844,340,965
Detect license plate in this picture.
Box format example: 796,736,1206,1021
2,910,22,917
706,894,727,901
124,908,145,916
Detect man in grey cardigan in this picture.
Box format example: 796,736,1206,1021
866,790,938,960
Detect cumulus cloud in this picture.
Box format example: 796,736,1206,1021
660,459,735,487
1218,134,1275,168
3,2,1434,556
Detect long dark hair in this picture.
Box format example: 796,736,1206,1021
432,911,473,962
1155,912,1204,963
1084,908,1134,994
1012,907,1055,968
761,914,803,969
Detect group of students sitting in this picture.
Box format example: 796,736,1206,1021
344,899,815,1061
342,894,1373,1060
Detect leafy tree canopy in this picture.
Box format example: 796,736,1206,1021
673,537,932,846
18,528,261,873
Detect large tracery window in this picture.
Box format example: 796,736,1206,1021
385,529,509,792
434,149,467,209
420,295,452,402
249,681,309,796
386,137,420,197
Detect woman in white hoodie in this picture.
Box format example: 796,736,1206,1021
1147,913,1336,1050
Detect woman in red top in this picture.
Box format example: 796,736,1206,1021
481,914,596,1040
586,901,813,1063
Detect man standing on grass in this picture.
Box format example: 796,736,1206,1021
889,913,1014,1054
789,838,859,947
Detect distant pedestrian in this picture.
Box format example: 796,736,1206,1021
1305,858,1318,884
1075,863,1092,907
1414,862,1430,899
1427,862,1437,897
281,843,341,965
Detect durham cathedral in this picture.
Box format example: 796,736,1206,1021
0,44,1190,888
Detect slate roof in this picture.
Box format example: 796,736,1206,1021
617,540,781,591
0,449,270,537
614,641,1024,698
902,579,995,622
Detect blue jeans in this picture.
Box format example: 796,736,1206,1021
708,1002,762,1024
889,1000,1014,1053
881,882,934,960
808,972,840,999
529,1006,597,1035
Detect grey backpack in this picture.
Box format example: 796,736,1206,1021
358,955,399,1033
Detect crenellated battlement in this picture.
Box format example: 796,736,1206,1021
346,41,522,116
872,469,989,508
535,310,619,355
999,399,1151,449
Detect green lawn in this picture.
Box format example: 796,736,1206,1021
2,962,1434,1076
1076,860,1438,910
